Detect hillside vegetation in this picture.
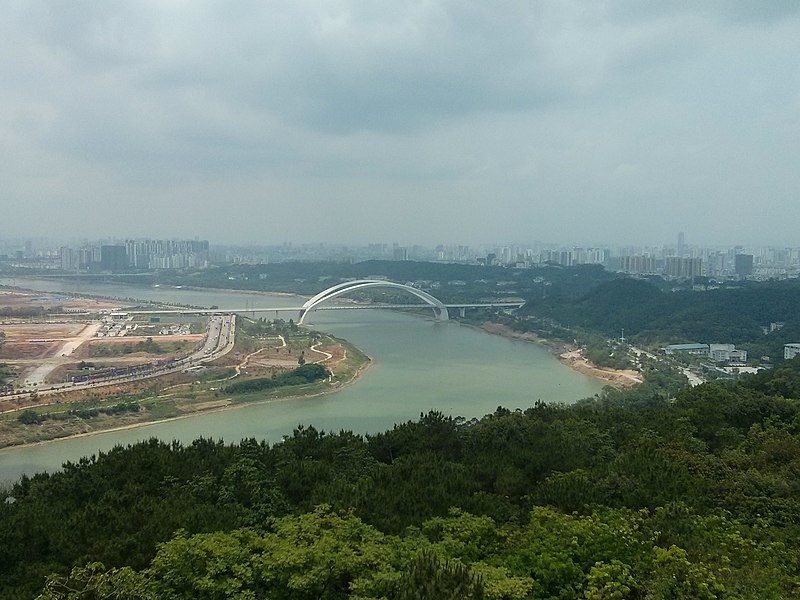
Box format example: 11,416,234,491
520,277,800,360
3,359,800,598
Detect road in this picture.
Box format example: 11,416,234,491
629,344,704,387
1,315,236,410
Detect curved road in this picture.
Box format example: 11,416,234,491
1,315,236,412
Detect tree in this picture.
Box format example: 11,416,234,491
390,551,484,600
147,507,406,599
17,409,44,425
643,546,724,600
0,361,12,386
36,563,149,600
583,560,637,600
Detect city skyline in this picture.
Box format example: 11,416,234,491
2,3,799,245
4,234,800,280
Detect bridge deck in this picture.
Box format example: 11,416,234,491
126,302,523,315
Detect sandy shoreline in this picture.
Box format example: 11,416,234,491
478,322,643,389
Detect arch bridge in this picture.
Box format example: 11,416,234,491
298,280,449,325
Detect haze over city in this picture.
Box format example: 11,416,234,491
2,2,799,246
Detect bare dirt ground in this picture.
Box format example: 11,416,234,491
559,349,643,388
0,291,124,376
0,323,86,339
0,341,61,360
310,344,346,373
13,323,103,385
239,341,346,373
0,324,203,385
0,323,93,361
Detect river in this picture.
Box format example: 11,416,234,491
0,278,604,485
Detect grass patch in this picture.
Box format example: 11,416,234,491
88,339,193,357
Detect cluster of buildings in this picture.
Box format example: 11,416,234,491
662,343,748,363
96,319,137,338
0,239,209,272
610,249,754,280
158,324,192,336
4,234,800,282
57,239,210,272
661,342,800,366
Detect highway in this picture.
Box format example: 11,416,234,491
629,344,704,387
1,315,236,411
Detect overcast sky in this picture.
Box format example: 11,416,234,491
2,1,799,247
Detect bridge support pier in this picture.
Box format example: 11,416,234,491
459,307,466,318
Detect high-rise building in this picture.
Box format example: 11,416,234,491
665,256,702,279
100,245,127,272
59,246,75,271
78,246,95,268
735,254,754,278
615,255,657,274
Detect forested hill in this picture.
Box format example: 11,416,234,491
4,361,800,598
118,261,617,303
522,277,800,355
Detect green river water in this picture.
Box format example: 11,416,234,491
0,279,604,485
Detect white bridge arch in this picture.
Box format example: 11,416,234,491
298,280,449,324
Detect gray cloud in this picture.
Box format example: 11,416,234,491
1,1,799,245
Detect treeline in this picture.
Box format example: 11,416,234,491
239,316,299,337
17,402,141,425
119,261,617,304
520,277,800,360
4,360,800,597
67,401,140,420
0,305,64,317
0,362,12,386
223,363,329,394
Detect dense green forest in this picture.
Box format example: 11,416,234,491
4,359,800,598
519,277,800,361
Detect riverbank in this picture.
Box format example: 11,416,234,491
478,322,643,389
0,339,372,451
